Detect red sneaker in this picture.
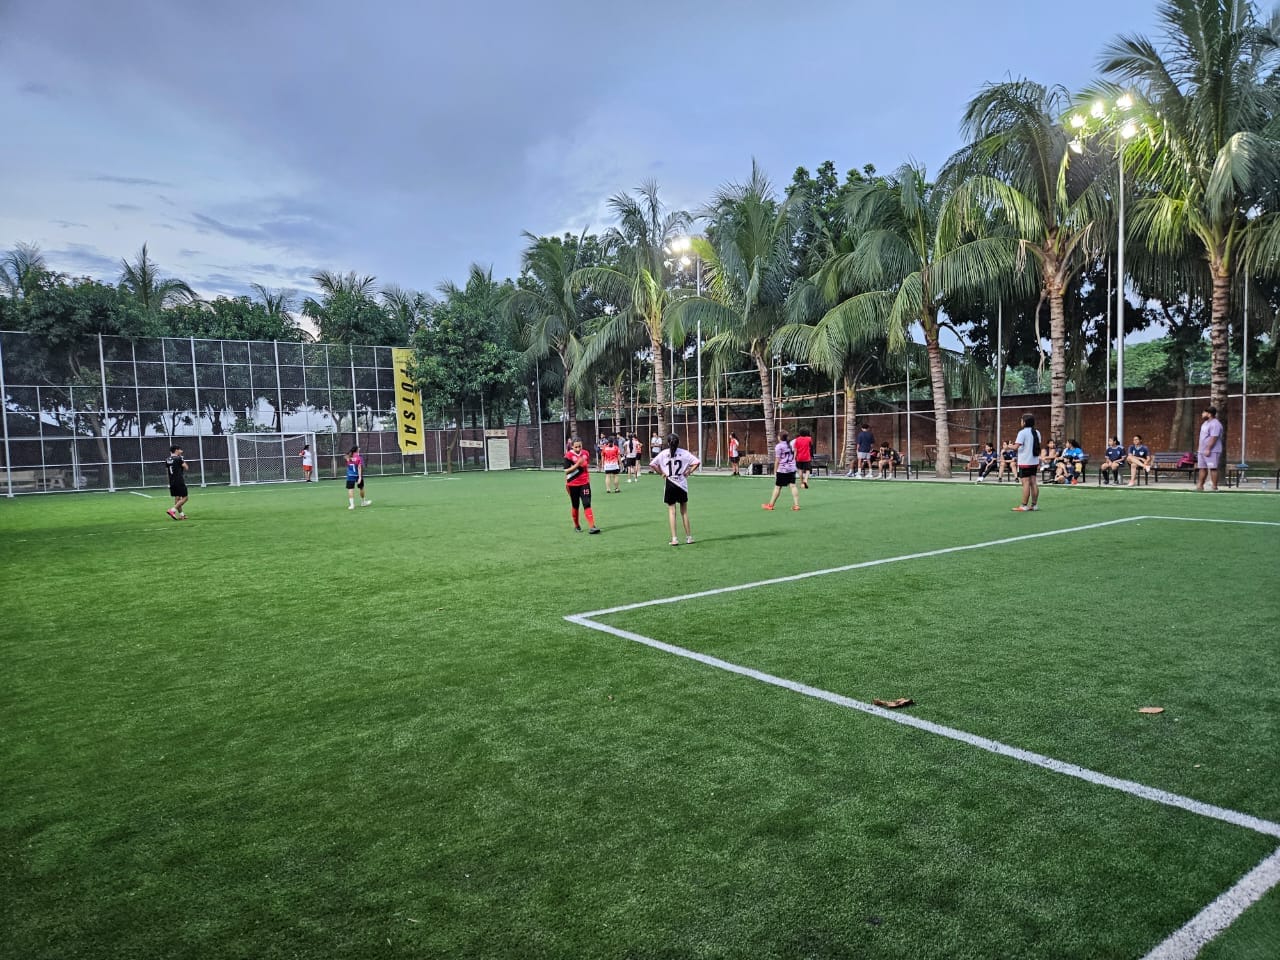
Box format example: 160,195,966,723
761,504,774,511
166,508,179,520
792,505,800,511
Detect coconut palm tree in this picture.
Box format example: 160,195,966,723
506,232,595,437
1,242,48,299
946,79,1110,443
1099,0,1280,413
808,164,1019,477
573,182,691,438
119,243,195,314
667,163,799,454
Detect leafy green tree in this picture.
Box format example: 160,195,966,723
506,232,599,437
573,182,691,438
412,265,521,469
669,163,799,453
118,244,196,315
1,242,49,300
948,79,1109,443
302,271,405,345
166,296,305,342
1100,0,1280,413
251,284,306,340
808,164,1017,477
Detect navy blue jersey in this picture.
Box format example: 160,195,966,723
1106,445,1125,462
1129,444,1150,460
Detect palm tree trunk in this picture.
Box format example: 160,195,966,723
842,380,858,470
1047,278,1068,446
559,348,579,438
1209,261,1230,413
753,350,777,453
924,324,952,479
651,333,668,437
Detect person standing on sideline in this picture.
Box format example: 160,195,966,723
850,423,875,477
299,444,314,482
763,431,800,511
650,431,663,462
1012,414,1041,512
345,445,371,509
650,433,700,545
625,433,642,482
794,427,814,488
564,437,601,533
601,435,623,493
166,445,189,520
1196,405,1224,491
728,432,742,476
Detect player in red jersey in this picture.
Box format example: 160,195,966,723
564,437,601,534
601,435,622,492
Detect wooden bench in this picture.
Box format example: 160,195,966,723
809,454,831,476
1150,452,1194,483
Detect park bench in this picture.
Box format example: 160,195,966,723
809,454,831,476
1150,451,1195,483
5,469,66,491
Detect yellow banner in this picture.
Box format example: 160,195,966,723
391,348,424,454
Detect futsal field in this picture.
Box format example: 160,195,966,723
2,471,1277,959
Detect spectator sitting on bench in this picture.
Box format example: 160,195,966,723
1099,436,1125,485
997,440,1018,481
975,443,999,482
1126,434,1154,486
875,443,899,479
1039,440,1060,480
1054,439,1084,485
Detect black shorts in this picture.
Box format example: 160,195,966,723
568,484,592,508
345,478,364,490
775,471,796,487
169,483,187,498
730,455,740,463
796,460,812,471
1017,465,1038,479
663,481,688,505
624,457,637,468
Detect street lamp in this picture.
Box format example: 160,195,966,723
1069,93,1138,445
668,236,703,464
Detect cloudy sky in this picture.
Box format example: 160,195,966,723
1,0,1159,303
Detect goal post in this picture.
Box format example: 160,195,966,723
227,432,318,485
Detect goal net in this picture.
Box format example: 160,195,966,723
227,432,318,485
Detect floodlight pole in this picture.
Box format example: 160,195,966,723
995,301,1003,455
1115,148,1127,447
695,255,703,464
1241,279,1249,465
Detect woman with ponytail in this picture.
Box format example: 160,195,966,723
649,433,700,545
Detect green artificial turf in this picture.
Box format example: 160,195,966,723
2,472,1277,959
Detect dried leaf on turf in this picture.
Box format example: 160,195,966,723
873,698,915,709
1138,706,1165,714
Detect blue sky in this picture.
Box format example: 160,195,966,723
0,0,1159,302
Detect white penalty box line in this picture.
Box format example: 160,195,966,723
564,514,1280,960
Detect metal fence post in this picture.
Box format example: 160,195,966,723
98,334,116,492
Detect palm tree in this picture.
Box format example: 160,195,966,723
119,243,195,314
668,163,798,453
1100,0,1280,413
809,164,1018,477
250,283,305,339
947,79,1109,443
573,182,691,438
302,271,379,343
1,242,48,299
380,285,431,339
506,232,593,436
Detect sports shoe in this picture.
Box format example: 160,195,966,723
685,536,694,544
1012,505,1030,512
670,537,679,546
801,480,809,489
166,508,178,520
1030,504,1039,511
574,525,581,532
348,503,355,510
588,527,601,534
761,503,774,510
361,499,372,506
178,513,187,519
792,505,800,511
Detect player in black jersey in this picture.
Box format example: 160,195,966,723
166,445,189,520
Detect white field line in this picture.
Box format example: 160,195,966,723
128,491,154,499
565,514,1280,959
1142,847,1280,960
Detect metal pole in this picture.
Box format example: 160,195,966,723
995,301,1003,454
191,337,206,487
1116,152,1126,446
833,377,839,468
536,361,544,470
905,353,912,475
350,356,359,452
0,333,13,497
1105,258,1112,446
481,392,488,471
1241,279,1248,465
98,334,116,492
695,255,703,464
